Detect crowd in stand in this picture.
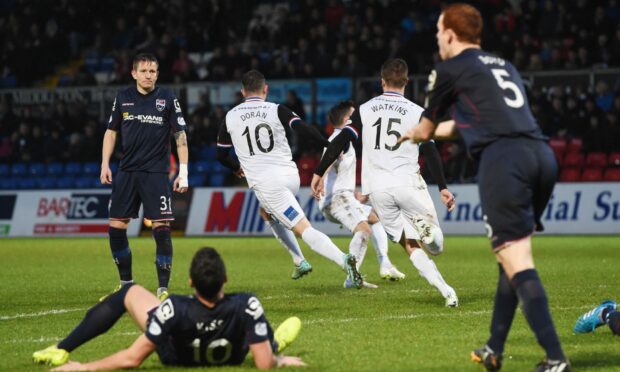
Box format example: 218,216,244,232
1,0,620,87
1,0,620,185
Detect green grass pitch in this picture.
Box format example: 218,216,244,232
1,236,619,371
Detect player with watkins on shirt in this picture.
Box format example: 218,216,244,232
312,59,459,306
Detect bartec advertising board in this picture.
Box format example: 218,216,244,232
186,183,620,236
0,190,142,237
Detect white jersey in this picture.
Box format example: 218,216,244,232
318,127,357,209
218,97,299,188
357,92,424,194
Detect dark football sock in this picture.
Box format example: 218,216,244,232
153,225,173,289
109,227,132,282
512,269,565,360
58,283,133,352
603,309,620,336
486,264,518,354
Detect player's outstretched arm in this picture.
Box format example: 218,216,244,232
249,340,306,369
173,131,189,193
311,129,355,198
51,335,155,371
419,141,456,212
100,129,117,184
278,104,330,148
216,146,243,176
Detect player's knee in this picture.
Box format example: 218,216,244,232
354,222,372,235
109,219,129,229
292,218,311,236
152,221,170,229
259,207,271,221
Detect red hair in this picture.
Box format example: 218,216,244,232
442,3,483,44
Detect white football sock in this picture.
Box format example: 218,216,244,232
419,224,444,255
370,222,393,269
301,227,345,268
268,220,305,265
410,248,452,298
349,231,370,270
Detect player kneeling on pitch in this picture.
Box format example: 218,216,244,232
33,247,305,370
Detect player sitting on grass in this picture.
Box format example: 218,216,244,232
33,247,305,370
318,100,405,288
574,300,619,336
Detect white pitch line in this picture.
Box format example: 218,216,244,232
2,331,141,345
0,308,86,321
1,304,595,344
304,304,593,325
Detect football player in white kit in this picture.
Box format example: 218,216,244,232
217,70,364,288
311,59,459,306
319,100,406,288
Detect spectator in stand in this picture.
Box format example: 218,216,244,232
285,90,306,120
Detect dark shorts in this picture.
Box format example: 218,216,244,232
109,170,174,221
477,138,557,251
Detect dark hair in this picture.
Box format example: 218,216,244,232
190,247,227,300
441,3,483,44
328,100,355,126
242,70,266,93
380,59,408,88
132,53,159,70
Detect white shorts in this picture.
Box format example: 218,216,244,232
321,191,371,232
369,186,439,243
252,175,305,229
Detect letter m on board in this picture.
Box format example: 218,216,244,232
205,192,245,232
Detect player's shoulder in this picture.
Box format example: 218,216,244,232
227,292,265,317
157,87,178,98
116,86,135,100
151,294,191,324
359,97,377,110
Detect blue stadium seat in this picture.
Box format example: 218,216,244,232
11,163,28,176
75,176,95,189
100,57,116,72
47,162,64,175
56,177,76,189
193,160,210,174
29,162,46,176
209,174,226,187
200,146,217,160
0,163,9,176
18,177,37,189
84,57,99,73
83,162,99,175
64,162,82,175
0,177,17,189
37,177,57,189
110,163,119,174
188,175,205,187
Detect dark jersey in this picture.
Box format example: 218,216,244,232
422,48,545,155
107,87,186,173
145,292,273,367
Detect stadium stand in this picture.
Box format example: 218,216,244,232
1,0,620,188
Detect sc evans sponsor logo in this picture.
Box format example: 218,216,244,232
122,114,164,125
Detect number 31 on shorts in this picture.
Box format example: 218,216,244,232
160,196,172,212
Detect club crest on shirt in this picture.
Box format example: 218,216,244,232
156,99,166,111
